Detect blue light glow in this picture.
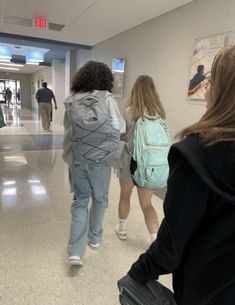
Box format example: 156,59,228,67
26,50,44,64
112,58,125,73
0,46,12,60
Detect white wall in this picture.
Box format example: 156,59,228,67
76,0,235,138
0,72,31,108
52,60,66,125
65,50,76,98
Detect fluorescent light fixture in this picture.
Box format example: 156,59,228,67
26,62,39,65
0,62,24,67
27,58,43,63
26,49,44,64
0,66,20,71
0,46,12,60
0,59,11,62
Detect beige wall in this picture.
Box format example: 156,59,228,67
76,0,235,139
0,72,31,108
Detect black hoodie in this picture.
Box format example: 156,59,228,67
128,135,235,305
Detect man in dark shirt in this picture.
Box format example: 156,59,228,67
5,87,13,107
35,82,57,131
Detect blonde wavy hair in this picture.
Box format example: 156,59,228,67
178,45,235,144
126,75,166,121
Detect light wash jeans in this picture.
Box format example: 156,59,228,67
67,162,111,259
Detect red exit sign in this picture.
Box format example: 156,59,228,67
33,16,47,29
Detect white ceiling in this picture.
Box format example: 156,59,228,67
0,62,48,74
13,64,46,74
0,43,49,57
0,42,50,74
0,0,195,46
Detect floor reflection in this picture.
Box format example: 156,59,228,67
28,179,48,202
1,104,23,126
1,180,17,208
0,149,59,208
0,103,63,211
4,155,28,165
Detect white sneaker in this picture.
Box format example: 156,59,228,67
88,242,100,250
69,256,83,266
115,225,127,240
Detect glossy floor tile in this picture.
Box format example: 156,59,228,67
0,106,171,305
0,134,64,152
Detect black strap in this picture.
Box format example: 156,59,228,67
146,281,165,300
146,280,177,305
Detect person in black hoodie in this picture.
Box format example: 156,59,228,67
125,46,235,305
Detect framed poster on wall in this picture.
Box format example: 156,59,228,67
188,32,230,103
112,58,125,97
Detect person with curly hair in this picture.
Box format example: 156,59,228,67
63,61,125,266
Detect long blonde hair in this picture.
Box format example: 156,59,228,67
178,46,235,144
126,75,166,121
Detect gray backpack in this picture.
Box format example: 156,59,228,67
70,91,120,164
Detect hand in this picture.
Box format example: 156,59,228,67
55,105,58,110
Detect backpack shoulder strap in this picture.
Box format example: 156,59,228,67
93,91,111,105
75,91,108,104
75,94,97,103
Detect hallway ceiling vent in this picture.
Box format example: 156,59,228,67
4,16,65,32
4,16,32,27
48,23,65,31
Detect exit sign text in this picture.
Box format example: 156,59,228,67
33,17,47,29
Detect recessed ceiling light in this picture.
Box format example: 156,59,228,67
0,59,11,62
26,62,39,65
0,67,20,71
0,62,24,67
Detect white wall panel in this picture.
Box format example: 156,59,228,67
76,0,235,139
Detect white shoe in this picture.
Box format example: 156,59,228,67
88,242,100,250
69,256,83,266
115,225,127,240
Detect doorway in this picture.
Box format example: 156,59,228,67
0,79,21,106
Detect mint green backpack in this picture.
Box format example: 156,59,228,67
130,115,171,190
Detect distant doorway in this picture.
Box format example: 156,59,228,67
0,79,21,106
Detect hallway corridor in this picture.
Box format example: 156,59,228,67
0,106,171,305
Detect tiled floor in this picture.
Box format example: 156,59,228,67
0,105,171,305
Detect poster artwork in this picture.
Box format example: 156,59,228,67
188,33,229,102
112,58,125,97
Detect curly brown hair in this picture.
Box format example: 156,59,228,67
71,60,114,93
